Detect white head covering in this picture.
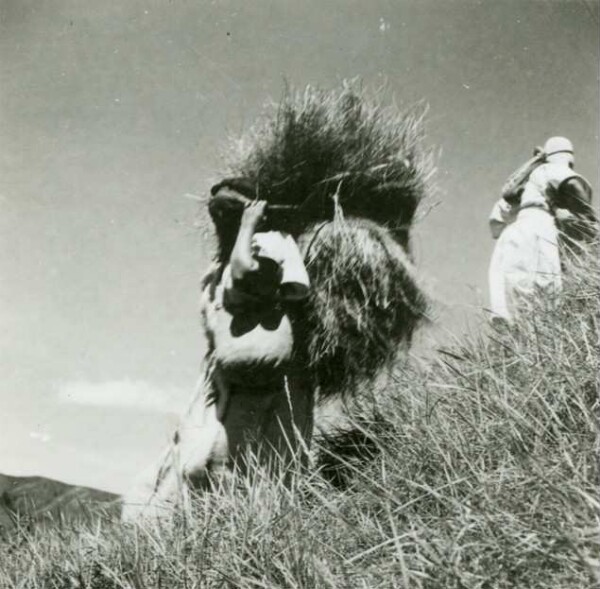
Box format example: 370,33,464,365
543,136,574,164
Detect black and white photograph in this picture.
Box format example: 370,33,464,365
1,1,598,587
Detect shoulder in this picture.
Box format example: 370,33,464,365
251,231,287,263
538,162,577,185
558,174,593,201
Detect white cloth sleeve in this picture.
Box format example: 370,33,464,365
489,198,518,239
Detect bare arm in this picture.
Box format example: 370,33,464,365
229,201,267,282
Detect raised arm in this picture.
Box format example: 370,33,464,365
229,200,267,282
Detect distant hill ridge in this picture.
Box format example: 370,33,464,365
0,473,119,534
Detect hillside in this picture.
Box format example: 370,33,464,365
0,243,597,588
0,474,118,535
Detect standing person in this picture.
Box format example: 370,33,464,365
122,189,313,522
488,136,595,324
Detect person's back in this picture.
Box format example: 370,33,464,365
487,136,591,323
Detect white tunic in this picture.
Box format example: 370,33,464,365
488,162,576,322
203,231,309,371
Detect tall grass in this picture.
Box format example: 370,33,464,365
1,243,597,588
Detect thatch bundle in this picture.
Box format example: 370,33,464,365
298,209,427,398
209,84,434,398
213,85,433,257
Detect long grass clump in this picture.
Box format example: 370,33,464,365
1,244,597,588
299,210,428,398
219,83,435,252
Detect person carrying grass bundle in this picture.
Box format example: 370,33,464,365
200,180,314,469
488,136,596,324
122,187,313,522
122,85,432,522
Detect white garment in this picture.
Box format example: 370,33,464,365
251,231,311,301
488,208,561,321
204,231,309,370
488,206,560,322
520,162,579,209
488,161,579,322
206,263,295,370
489,208,562,321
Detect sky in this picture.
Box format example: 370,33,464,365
1,0,598,493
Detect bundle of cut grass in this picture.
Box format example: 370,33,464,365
212,84,434,397
298,209,427,398
215,84,434,257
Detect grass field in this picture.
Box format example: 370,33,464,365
1,244,598,589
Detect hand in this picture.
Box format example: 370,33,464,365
240,200,267,230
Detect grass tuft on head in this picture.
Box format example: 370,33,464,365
222,82,434,250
